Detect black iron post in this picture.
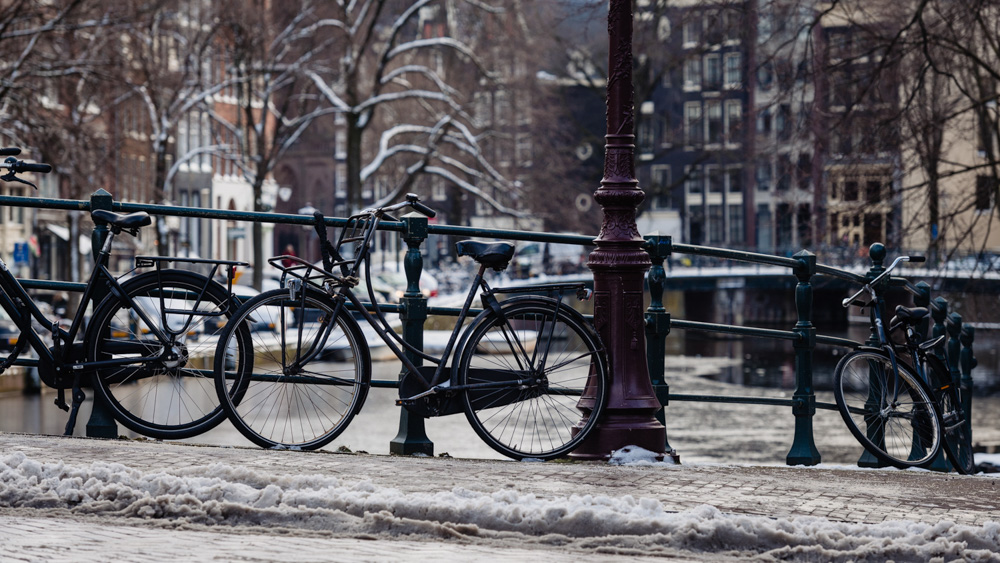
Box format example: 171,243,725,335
913,281,931,343
571,0,666,459
86,189,118,438
960,324,976,461
946,312,962,386
913,282,952,473
931,297,948,361
787,250,820,465
643,233,677,461
858,243,886,468
389,213,434,456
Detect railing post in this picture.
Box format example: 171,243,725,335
913,281,931,342
389,212,434,456
643,233,677,462
858,243,887,468
946,312,962,387
930,296,948,362
787,249,820,465
960,324,976,462
913,282,952,473
86,189,118,438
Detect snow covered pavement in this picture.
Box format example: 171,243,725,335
1,433,998,561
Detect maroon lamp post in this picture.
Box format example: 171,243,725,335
570,0,667,459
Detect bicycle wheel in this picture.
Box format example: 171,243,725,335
834,350,942,468
457,297,608,460
215,288,370,450
924,355,976,474
87,270,250,439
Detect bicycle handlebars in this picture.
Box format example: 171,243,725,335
1,150,52,190
406,193,436,218
841,255,925,308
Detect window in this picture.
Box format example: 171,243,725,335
708,204,724,243
432,177,447,201
866,180,882,203
723,11,740,42
756,160,771,191
776,104,791,141
706,101,723,144
684,58,701,90
638,121,654,157
757,107,771,135
474,92,492,127
705,54,721,90
684,103,702,145
976,175,997,211
495,90,511,126
797,153,811,190
650,165,671,209
757,62,773,91
335,130,347,160
728,204,744,242
777,154,792,191
515,133,533,167
683,18,700,46
707,167,723,193
686,166,702,194
724,53,741,87
843,181,859,201
727,168,742,193
725,100,742,142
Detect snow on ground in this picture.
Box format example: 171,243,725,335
1,451,998,562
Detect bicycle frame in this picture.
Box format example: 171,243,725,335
0,228,242,379
277,206,587,401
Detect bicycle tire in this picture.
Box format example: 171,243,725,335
87,270,250,439
214,288,371,450
924,355,976,474
834,349,942,468
457,297,608,460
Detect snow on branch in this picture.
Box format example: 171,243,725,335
381,65,459,97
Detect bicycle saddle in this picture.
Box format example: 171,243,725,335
91,210,152,229
456,240,515,271
894,305,929,324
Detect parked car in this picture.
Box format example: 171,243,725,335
0,309,19,352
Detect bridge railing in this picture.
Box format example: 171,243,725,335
648,236,976,470
0,190,977,468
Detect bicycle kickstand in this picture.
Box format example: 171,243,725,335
63,373,86,436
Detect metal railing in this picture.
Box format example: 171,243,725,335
0,190,977,468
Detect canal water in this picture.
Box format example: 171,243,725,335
1,327,997,466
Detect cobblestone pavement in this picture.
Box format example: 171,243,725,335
1,432,998,561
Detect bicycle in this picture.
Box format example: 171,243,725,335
213,194,609,460
0,149,252,439
834,253,974,472
887,297,977,474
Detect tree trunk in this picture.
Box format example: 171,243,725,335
346,113,364,213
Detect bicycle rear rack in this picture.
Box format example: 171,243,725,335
135,255,249,338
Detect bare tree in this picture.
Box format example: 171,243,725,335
112,0,234,254
218,0,339,289
301,0,525,218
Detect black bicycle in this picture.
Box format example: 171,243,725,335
835,254,973,472
213,194,609,460
0,149,251,439
886,299,976,474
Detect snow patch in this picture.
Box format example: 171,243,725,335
1,451,998,561
608,445,675,466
